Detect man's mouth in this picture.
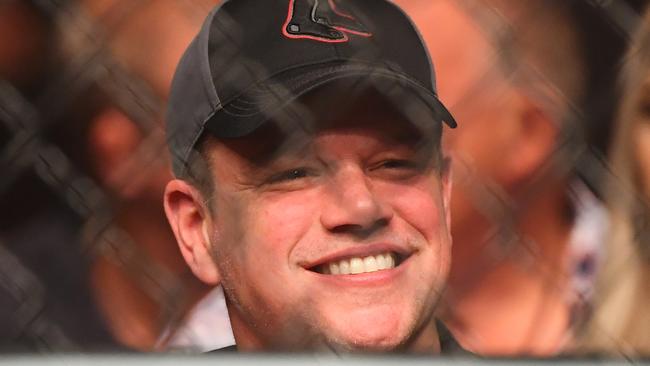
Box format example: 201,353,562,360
310,252,406,275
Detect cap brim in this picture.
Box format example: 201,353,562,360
205,62,457,139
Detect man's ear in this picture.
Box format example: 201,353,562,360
163,179,220,285
500,93,559,188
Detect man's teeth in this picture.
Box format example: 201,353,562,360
324,253,396,275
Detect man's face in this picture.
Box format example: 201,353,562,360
202,88,452,351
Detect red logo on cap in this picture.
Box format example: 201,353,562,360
283,0,372,43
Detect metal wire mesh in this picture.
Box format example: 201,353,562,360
0,0,648,359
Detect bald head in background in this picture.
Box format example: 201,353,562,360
398,0,589,356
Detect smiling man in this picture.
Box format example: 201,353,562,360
163,0,457,352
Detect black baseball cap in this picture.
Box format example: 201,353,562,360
167,0,457,178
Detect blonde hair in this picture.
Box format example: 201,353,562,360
578,8,650,357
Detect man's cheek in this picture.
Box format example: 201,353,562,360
391,188,444,237
257,192,319,245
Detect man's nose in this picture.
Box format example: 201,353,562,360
320,166,393,236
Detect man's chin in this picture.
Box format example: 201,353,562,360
322,333,406,353
320,311,412,352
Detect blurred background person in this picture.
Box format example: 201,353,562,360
51,0,222,350
398,0,644,356
578,5,650,357
0,0,119,351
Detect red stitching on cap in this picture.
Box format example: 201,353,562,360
282,0,372,43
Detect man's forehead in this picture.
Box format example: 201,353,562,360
212,84,440,164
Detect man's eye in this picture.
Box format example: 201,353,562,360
370,159,424,180
375,159,418,170
267,168,310,183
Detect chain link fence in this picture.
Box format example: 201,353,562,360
0,0,648,359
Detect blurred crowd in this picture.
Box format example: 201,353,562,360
0,0,648,358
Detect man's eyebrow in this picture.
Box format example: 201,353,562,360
255,140,312,167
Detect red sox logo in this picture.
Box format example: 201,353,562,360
282,0,372,43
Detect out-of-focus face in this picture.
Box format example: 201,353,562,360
398,0,518,271
79,0,218,100
203,88,452,351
